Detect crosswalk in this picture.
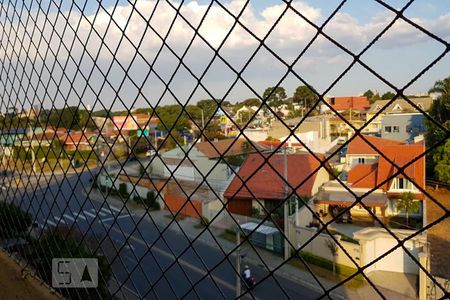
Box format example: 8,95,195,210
37,205,132,229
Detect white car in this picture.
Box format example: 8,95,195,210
146,149,156,157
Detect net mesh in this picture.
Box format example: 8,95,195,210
0,0,448,299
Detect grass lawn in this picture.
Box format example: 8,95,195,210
288,252,365,289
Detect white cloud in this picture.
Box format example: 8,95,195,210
0,0,448,108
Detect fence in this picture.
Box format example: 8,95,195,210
0,0,449,299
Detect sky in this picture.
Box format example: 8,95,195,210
0,0,449,111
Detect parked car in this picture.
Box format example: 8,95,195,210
146,149,156,157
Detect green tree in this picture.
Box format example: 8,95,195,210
363,90,381,104
381,91,396,100
396,192,420,227
0,202,32,239
263,86,287,110
326,239,338,275
429,77,450,96
293,85,318,109
197,99,219,121
425,76,450,182
241,98,261,107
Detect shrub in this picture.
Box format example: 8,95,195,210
200,217,209,227
145,191,156,208
118,183,128,198
0,202,32,239
152,201,161,211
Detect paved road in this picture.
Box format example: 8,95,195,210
1,169,323,299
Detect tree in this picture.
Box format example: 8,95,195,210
381,91,396,100
396,192,420,227
425,76,450,182
429,77,450,96
241,98,261,107
363,89,374,100
263,86,286,110
197,99,219,122
293,85,318,109
326,239,338,275
363,89,381,104
29,228,112,299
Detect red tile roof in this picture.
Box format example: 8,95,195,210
348,163,377,188
347,134,403,155
59,131,97,145
347,142,425,195
224,153,325,200
195,138,269,159
328,96,370,111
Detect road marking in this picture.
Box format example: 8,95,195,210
91,208,107,217
46,220,56,227
109,206,121,213
101,214,132,222
109,227,256,299
63,214,75,222
37,223,44,229
100,207,112,215
54,216,66,224
83,210,97,218
75,213,87,220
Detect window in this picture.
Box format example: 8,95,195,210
406,125,412,133
358,157,365,164
384,126,392,133
391,178,417,191
393,126,400,133
330,98,335,105
393,103,402,111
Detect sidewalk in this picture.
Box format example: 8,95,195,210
89,189,417,300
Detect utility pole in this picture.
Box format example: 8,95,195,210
28,125,36,173
201,109,205,142
236,224,241,298
283,148,289,261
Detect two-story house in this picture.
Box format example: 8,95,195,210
315,134,425,224
365,97,433,135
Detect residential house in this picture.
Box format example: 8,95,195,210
265,116,334,153
345,134,403,169
223,153,330,218
112,114,159,140
366,97,433,134
381,113,426,142
323,96,370,113
314,134,425,221
148,138,269,220
59,130,98,152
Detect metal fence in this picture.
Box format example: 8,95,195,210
0,0,448,299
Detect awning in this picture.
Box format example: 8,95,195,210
314,189,388,207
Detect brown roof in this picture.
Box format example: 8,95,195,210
195,138,269,159
224,153,325,201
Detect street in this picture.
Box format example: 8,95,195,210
2,169,324,299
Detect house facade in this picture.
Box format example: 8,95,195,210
366,97,433,135
315,134,425,222
223,153,330,219
381,113,426,142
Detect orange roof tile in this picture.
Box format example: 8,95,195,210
347,134,403,155
224,153,325,200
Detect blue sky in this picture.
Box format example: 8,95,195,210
2,1,449,110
